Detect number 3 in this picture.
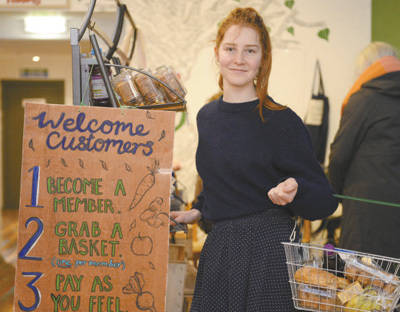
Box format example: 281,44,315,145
18,272,43,311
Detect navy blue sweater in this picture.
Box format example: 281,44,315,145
194,97,338,221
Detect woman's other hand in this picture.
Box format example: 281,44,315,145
170,209,202,224
267,177,298,205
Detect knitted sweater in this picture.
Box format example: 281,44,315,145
194,97,337,221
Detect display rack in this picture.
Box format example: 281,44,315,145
70,0,186,111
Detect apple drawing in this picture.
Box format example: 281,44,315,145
131,233,153,256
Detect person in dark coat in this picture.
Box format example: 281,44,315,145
171,7,338,311
328,42,400,259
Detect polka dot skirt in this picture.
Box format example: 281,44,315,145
190,209,297,312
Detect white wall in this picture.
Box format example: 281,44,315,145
125,0,371,201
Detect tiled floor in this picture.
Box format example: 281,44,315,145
0,209,18,312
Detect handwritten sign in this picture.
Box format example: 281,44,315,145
14,103,175,312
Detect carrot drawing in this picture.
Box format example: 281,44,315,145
129,159,159,210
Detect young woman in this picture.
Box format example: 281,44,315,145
171,7,338,311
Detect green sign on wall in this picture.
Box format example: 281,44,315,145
372,0,400,51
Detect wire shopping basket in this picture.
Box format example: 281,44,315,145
282,242,400,311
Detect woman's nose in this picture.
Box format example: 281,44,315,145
234,51,245,64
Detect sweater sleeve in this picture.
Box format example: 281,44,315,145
192,190,204,213
274,111,338,220
328,92,374,195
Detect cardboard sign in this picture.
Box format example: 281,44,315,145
14,103,175,312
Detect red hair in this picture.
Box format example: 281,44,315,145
215,7,286,120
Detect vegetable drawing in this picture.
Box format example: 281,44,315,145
140,197,162,221
131,233,153,256
139,197,169,228
122,272,157,312
129,159,159,210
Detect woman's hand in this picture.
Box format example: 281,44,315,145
170,209,202,224
267,177,298,206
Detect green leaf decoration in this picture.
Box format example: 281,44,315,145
266,26,271,33
284,0,295,9
287,26,294,35
234,0,240,2
318,28,330,41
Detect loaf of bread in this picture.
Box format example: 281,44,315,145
297,285,340,312
295,266,350,290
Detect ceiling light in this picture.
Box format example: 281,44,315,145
24,16,66,34
32,56,40,62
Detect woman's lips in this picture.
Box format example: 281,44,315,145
229,68,247,72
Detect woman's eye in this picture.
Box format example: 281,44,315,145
225,47,234,52
247,49,256,54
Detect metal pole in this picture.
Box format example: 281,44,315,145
89,33,118,108
71,28,81,106
79,0,97,41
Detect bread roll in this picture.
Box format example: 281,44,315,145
295,266,350,290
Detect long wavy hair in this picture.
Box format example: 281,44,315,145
215,7,286,120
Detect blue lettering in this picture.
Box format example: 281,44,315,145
99,120,113,134
103,139,123,152
63,117,76,131
142,141,154,156
47,131,62,149
86,119,99,133
94,139,105,152
76,112,86,132
135,124,150,136
33,111,150,137
33,111,65,129
123,142,132,153
86,134,96,151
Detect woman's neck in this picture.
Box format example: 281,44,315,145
222,84,258,103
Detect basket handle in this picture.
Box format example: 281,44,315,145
289,221,296,242
289,217,303,242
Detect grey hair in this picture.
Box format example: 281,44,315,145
355,42,399,77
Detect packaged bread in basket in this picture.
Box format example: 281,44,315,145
344,257,400,295
283,242,400,312
295,266,349,311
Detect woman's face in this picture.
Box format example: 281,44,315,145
216,25,262,91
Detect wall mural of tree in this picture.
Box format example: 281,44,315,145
126,0,330,80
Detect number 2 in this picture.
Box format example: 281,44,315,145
18,217,43,261
18,272,43,311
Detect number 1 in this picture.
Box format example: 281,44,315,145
26,166,43,208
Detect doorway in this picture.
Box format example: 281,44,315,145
1,80,64,210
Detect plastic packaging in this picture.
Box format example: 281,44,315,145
133,70,165,105
112,70,143,106
154,65,186,102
